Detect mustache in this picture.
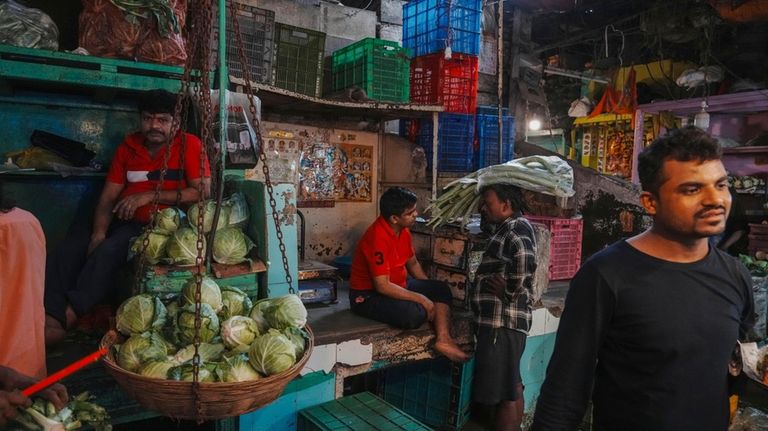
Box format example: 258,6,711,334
695,206,726,217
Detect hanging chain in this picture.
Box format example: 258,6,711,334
228,0,294,294
188,0,216,422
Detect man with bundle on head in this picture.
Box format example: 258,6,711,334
44,89,211,345
349,187,469,362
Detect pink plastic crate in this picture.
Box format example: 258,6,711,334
527,216,583,280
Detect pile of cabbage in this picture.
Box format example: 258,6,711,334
112,277,308,383
129,195,255,266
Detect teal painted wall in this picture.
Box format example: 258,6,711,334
239,371,336,431
264,183,299,297
521,332,557,411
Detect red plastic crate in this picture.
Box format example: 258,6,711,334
527,216,583,280
410,53,478,113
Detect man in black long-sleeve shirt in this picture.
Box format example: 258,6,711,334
532,127,754,431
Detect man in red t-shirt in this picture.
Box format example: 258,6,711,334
349,187,468,362
44,89,211,344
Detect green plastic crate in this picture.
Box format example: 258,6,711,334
383,357,475,430
272,23,325,97
331,38,410,103
298,392,431,431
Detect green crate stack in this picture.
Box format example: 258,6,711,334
272,23,326,97
298,392,431,431
383,357,475,430
331,38,411,103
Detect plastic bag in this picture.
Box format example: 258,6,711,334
0,0,59,50
729,407,768,431
6,146,72,170
78,0,187,66
210,90,262,169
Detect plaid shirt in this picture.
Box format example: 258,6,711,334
471,216,537,333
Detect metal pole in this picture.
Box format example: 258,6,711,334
497,0,504,164
218,0,228,171
432,111,438,202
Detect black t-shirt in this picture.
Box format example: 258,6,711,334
532,240,754,431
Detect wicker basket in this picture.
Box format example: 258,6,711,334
100,325,314,420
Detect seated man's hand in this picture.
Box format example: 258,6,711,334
0,390,30,427
113,192,153,221
419,296,435,322
0,368,69,411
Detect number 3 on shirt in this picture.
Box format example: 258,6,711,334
373,251,384,265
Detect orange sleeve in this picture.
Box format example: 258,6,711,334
105,143,127,184
183,134,211,180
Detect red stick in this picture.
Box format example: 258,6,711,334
22,347,108,397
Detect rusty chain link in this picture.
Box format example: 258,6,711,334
228,0,294,294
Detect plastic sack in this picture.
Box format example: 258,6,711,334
78,0,187,66
210,90,262,169
6,146,72,170
0,0,59,50
729,407,768,431
476,155,576,198
675,66,724,89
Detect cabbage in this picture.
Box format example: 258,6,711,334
221,316,260,350
117,332,168,373
216,354,261,382
130,229,170,264
282,327,307,358
154,207,182,233
116,294,167,335
187,200,231,233
226,193,249,229
168,363,217,382
165,227,205,265
172,342,225,364
181,276,223,313
248,329,296,376
220,286,253,319
265,295,307,329
248,298,272,334
212,228,254,265
165,301,181,320
138,359,177,379
176,303,220,345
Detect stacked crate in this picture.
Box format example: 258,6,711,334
272,22,326,97
382,357,475,431
403,0,482,172
475,105,516,169
210,3,275,84
330,38,411,103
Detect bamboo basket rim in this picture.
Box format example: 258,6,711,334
100,324,314,419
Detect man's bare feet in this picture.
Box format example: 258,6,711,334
434,339,470,363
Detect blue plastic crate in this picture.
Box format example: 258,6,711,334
477,105,510,116
298,392,431,431
403,0,482,57
476,114,515,169
417,113,475,172
383,357,475,431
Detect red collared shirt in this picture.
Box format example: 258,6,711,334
349,216,414,290
106,131,210,224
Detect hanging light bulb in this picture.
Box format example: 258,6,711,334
528,118,542,131
693,100,710,130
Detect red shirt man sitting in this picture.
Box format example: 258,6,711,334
349,187,468,362
44,89,211,344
